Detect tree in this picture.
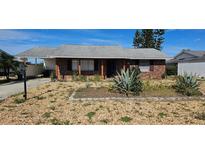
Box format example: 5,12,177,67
133,30,142,48
133,29,165,50
141,29,155,48
0,50,20,80
154,29,165,50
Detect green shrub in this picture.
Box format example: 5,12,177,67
72,72,87,81
50,70,57,81
78,75,86,81
112,68,142,96
158,112,167,118
120,116,132,122
195,113,205,120
100,119,109,124
72,71,78,81
50,106,55,110
13,98,25,104
93,75,100,82
86,112,96,120
166,64,177,76
50,118,62,125
175,73,202,96
50,118,70,125
42,112,51,118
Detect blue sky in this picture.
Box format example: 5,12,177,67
0,29,205,57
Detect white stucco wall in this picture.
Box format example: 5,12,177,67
178,62,205,77
43,58,56,70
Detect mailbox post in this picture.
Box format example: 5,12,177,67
23,62,27,100
20,58,27,100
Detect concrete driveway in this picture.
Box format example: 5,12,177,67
0,78,50,100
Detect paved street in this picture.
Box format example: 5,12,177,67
0,78,50,100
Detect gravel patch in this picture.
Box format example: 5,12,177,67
0,80,205,124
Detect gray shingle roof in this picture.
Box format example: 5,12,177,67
0,49,13,61
185,50,205,57
174,49,205,59
16,45,167,60
15,47,56,58
125,48,167,59
0,49,11,56
171,49,205,63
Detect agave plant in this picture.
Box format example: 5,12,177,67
175,73,201,96
112,67,142,96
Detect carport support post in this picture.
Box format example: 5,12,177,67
123,60,126,70
23,61,27,100
101,60,104,79
78,60,81,75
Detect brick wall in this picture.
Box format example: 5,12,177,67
56,58,166,80
140,60,166,79
56,58,104,80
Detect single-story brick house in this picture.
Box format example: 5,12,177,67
16,45,167,79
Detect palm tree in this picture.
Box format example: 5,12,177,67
0,49,20,80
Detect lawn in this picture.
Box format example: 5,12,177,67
0,79,205,124
74,80,180,98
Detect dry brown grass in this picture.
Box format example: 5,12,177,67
0,79,205,125
199,80,205,95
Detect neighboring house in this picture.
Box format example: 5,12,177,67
169,49,205,77
16,45,167,79
1,49,43,78
0,49,13,76
0,49,5,75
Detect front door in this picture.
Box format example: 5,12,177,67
107,60,116,77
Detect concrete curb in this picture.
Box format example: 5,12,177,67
69,90,76,100
69,91,205,101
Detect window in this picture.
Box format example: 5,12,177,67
72,60,95,71
72,60,78,71
139,60,150,72
129,60,138,69
80,60,94,71
129,60,138,65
